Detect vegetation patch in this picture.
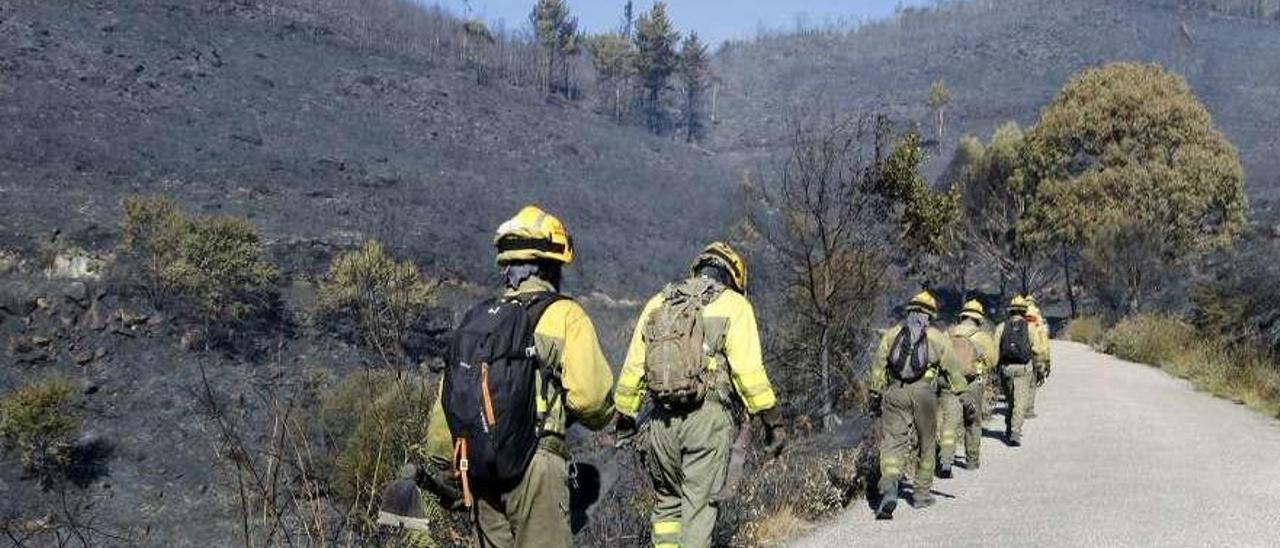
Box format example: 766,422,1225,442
1099,315,1280,418
316,240,438,366
316,371,456,544
1062,316,1106,348
715,438,867,547
0,377,82,487
120,194,279,344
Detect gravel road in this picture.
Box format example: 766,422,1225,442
792,341,1280,547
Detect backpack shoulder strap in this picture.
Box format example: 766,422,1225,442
520,292,568,328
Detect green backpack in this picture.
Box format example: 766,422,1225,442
643,277,723,408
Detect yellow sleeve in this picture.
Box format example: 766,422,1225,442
1030,321,1050,361
994,323,1006,366
869,328,895,394
615,295,663,417
545,300,616,430
723,296,776,414
932,330,968,394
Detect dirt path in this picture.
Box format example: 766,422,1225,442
792,341,1280,547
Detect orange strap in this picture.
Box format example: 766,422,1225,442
481,363,497,427
453,438,474,508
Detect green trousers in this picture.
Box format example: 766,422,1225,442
474,448,571,548
937,390,960,467
644,401,733,548
1028,360,1048,414
939,378,984,467
878,378,938,501
1001,364,1033,438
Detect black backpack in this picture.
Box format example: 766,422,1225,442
887,327,929,383
999,316,1034,365
443,292,564,491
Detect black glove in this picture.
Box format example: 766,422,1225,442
868,392,883,418
759,407,787,458
418,457,465,511
614,414,639,448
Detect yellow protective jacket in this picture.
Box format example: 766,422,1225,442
615,280,778,417
424,278,616,459
947,321,997,376
868,325,969,395
994,316,1051,366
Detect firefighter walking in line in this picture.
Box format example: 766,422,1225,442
939,299,998,473
868,291,968,519
418,205,616,548
614,242,786,548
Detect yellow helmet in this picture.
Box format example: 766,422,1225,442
691,241,747,292
1009,295,1030,313
960,299,985,322
906,291,939,317
1025,295,1039,306
493,205,574,265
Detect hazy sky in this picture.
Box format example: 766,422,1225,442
430,0,931,45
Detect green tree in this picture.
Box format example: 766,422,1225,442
1026,62,1247,313
633,1,680,133
677,32,710,142
873,128,959,280
927,79,951,143
530,0,580,96
587,33,634,121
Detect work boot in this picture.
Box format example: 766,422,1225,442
1008,433,1022,447
966,459,980,470
1027,410,1038,419
937,463,953,479
875,490,898,520
911,492,936,509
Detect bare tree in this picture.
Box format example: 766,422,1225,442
746,112,897,428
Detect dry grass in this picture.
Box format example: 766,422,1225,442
716,435,868,548
1062,316,1106,348
740,505,809,547
1100,315,1280,418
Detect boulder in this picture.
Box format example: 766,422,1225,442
62,281,89,306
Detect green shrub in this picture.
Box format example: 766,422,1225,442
1103,315,1197,367
1063,316,1106,347
317,240,437,365
120,194,278,327
0,377,81,486
316,371,450,542
163,215,278,323
121,195,187,292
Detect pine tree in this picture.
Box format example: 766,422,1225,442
588,33,635,121
621,0,634,38
678,32,710,142
632,2,680,133
531,0,579,96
